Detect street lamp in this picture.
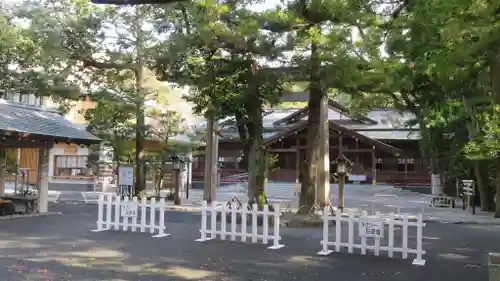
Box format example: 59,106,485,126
333,155,352,212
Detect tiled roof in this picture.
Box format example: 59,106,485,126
356,130,420,140
0,99,100,143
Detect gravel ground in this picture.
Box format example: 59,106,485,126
0,202,497,281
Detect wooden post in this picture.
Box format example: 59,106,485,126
174,169,181,205
211,124,218,201
203,116,216,202
338,134,343,155
36,147,50,213
404,155,408,180
338,173,345,211
371,149,376,185
489,252,500,281
317,94,330,206
295,138,300,183
0,145,5,197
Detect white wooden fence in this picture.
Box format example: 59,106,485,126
318,209,426,266
427,195,454,210
195,201,285,250
82,192,113,204
91,194,169,238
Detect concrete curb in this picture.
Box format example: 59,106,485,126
423,218,500,225
165,206,201,212
0,212,62,220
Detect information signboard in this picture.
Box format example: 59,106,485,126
359,219,383,238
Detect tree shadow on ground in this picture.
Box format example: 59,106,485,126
0,203,492,281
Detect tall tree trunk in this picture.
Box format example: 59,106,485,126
135,63,146,196
235,111,250,171
113,147,120,192
299,42,321,213
463,95,491,210
490,54,500,217
246,91,266,208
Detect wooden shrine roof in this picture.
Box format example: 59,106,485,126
262,120,403,156
0,99,101,146
273,99,377,126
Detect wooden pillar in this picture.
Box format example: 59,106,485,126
0,145,5,197
404,155,408,180
295,137,300,183
203,117,218,202
36,147,49,213
371,148,376,185
338,133,343,155
317,94,330,206
355,140,360,165
211,125,218,200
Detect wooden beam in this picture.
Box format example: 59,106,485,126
0,138,54,148
271,146,373,153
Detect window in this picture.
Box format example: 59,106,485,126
218,156,239,169
406,158,415,172
54,155,88,177
396,158,416,172
376,158,383,171
397,158,405,172
192,156,205,169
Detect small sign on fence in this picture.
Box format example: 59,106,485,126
121,201,138,217
359,219,383,238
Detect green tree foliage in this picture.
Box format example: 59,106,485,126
154,0,288,207
370,0,500,214
0,4,82,112
13,0,182,195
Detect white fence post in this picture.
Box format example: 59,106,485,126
210,202,217,240
105,195,112,229
195,201,213,242
221,203,227,240
196,201,284,249
91,194,108,232
140,197,147,232
360,210,368,255
131,197,138,232
91,194,170,239
412,214,426,265
251,203,258,243
402,214,408,259
268,203,284,250
318,207,333,255
263,204,269,244
388,212,395,258
149,197,156,234
113,196,120,230
153,198,170,238
317,209,426,266
241,203,248,243
122,197,129,232
230,202,237,241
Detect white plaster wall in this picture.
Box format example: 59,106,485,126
48,145,94,185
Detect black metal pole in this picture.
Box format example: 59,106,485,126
472,194,476,215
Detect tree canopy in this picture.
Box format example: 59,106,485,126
3,0,500,215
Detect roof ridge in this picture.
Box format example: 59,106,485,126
0,98,58,113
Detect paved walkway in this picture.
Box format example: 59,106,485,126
0,203,497,280
10,182,500,225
